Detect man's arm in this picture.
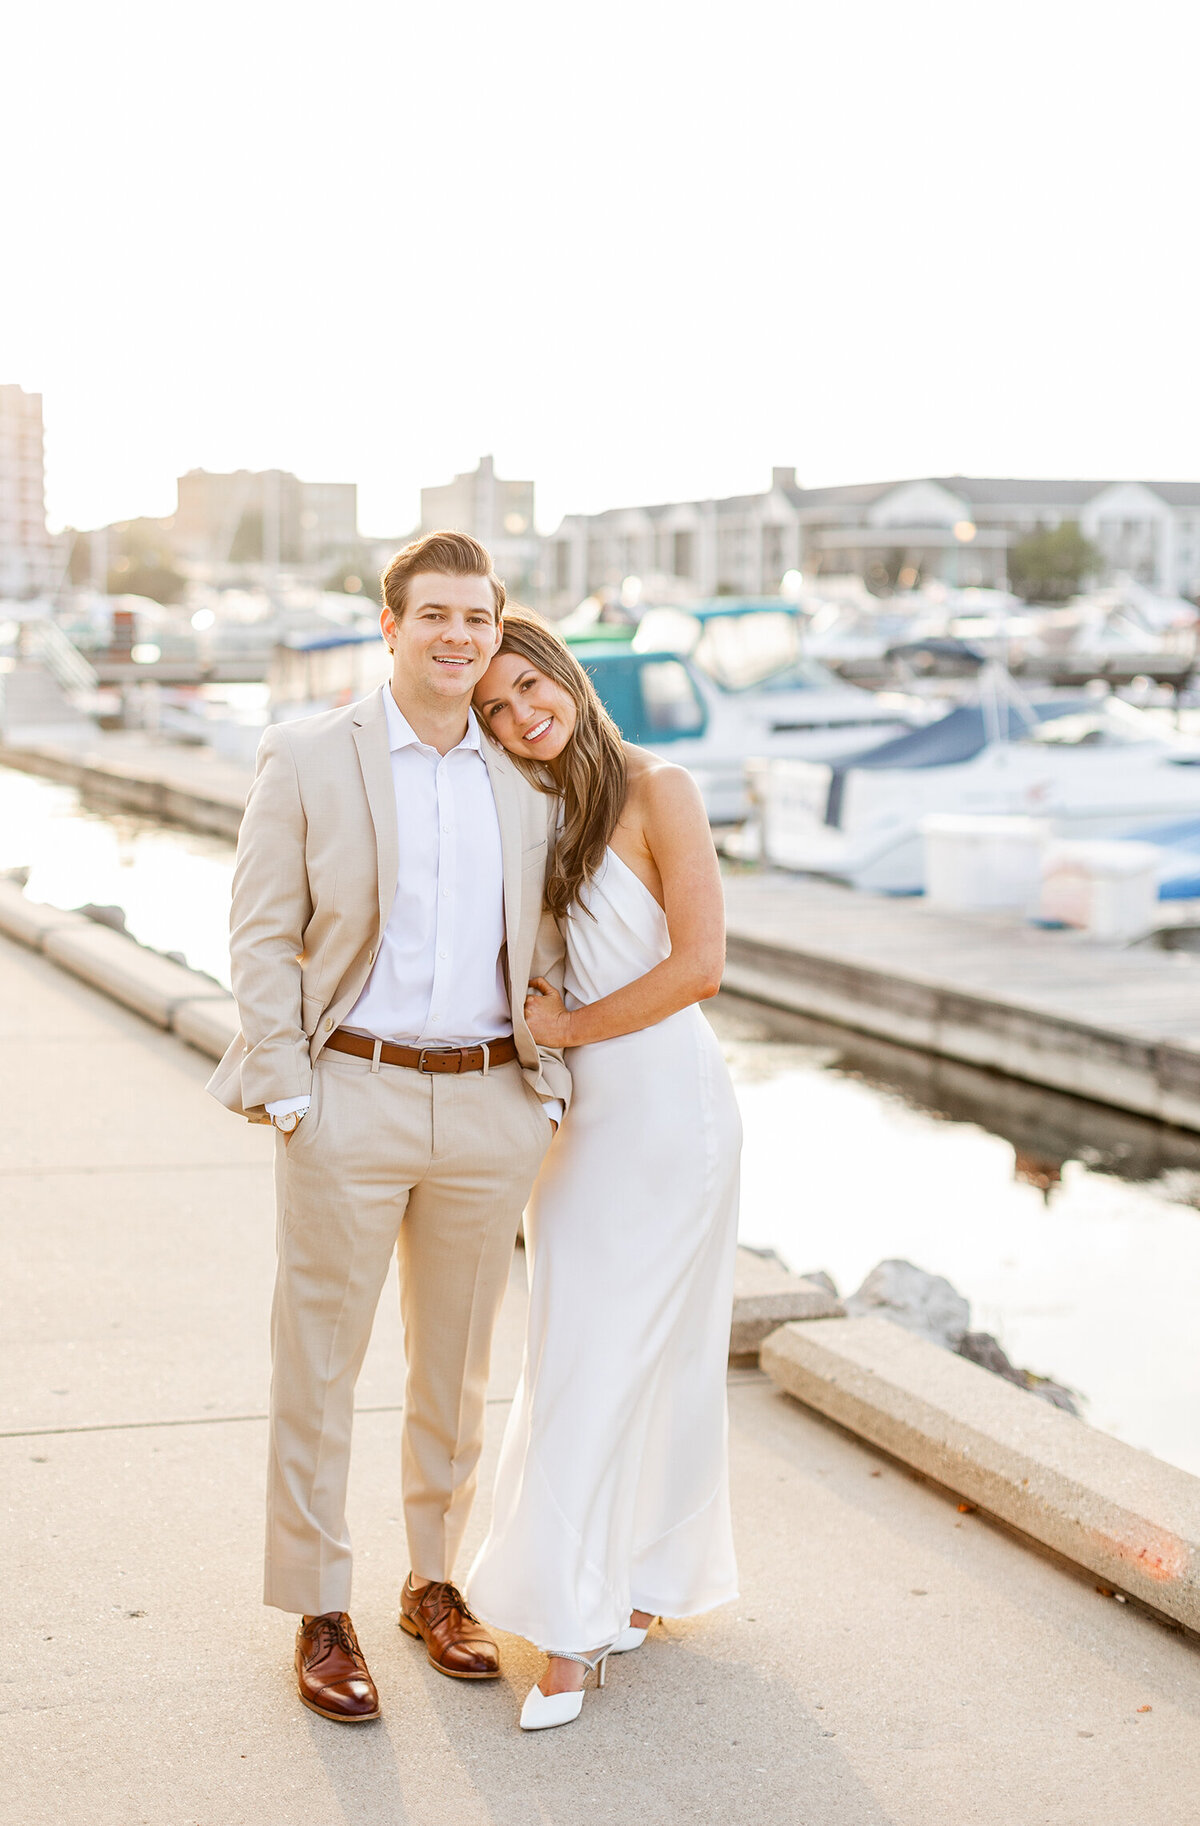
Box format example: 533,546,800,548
228,724,315,1115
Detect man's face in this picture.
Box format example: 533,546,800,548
381,572,502,704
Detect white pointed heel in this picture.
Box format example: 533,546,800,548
519,1648,611,1732
611,1614,658,1654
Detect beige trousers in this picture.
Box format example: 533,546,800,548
263,1048,553,1615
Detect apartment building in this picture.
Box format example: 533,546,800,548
173,468,359,570
542,471,1200,610
0,384,56,598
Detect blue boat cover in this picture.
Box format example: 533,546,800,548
823,698,1091,827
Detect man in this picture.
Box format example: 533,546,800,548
208,530,568,1722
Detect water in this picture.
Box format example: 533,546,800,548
5,761,1200,1474
0,765,236,987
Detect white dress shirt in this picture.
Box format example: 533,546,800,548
267,686,561,1123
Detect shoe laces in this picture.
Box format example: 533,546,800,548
306,1614,359,1663
415,1580,480,1632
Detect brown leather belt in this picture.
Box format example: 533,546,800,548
325,1028,519,1074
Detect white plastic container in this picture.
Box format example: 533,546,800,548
1040,840,1161,941
921,814,1049,912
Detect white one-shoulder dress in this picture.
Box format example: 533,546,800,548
467,848,742,1652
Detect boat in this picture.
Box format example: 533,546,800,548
755,667,1200,892
630,597,919,744
565,637,912,825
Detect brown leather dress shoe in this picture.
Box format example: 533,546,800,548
295,1612,381,1722
399,1576,500,1679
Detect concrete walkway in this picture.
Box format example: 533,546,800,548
5,932,1200,1826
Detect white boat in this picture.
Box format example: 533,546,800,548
756,669,1200,892
630,598,917,747
566,637,914,824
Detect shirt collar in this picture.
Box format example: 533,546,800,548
381,684,483,755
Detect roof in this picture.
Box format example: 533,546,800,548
552,475,1200,536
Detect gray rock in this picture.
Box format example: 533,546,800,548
75,902,128,934
844,1258,970,1350
801,1270,840,1300
957,1330,1022,1382
957,1330,1081,1417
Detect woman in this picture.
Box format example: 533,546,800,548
466,611,742,1731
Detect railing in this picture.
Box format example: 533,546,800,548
23,619,99,696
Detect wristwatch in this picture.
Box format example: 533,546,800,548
272,1108,305,1135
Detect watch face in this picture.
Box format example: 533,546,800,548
277,1110,300,1133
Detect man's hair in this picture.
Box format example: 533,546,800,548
381,530,506,623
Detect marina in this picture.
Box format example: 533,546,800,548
6,760,1200,1479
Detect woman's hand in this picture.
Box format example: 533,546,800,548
523,977,574,1048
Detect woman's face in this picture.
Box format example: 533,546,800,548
474,650,579,761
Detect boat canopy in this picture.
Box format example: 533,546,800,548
823,697,1091,826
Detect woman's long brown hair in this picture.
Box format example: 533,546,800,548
479,609,627,919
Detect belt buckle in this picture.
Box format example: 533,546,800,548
418,1048,461,1074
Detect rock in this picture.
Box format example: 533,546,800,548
1023,1373,1081,1417
800,1270,839,1300
957,1330,1023,1383
75,902,128,934
844,1258,970,1350
957,1330,1081,1417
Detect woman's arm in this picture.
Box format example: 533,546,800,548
525,764,725,1048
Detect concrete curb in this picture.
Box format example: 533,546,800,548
762,1314,1200,1631
730,1250,843,1361
0,879,239,1062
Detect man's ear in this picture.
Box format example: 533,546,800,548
491,614,504,657
380,604,397,651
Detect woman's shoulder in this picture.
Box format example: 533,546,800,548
621,744,705,816
621,741,705,839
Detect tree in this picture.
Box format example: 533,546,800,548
1007,521,1101,604
324,560,381,603
105,518,187,604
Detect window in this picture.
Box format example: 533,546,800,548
638,659,706,738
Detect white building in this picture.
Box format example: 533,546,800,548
0,384,56,598
542,471,1200,609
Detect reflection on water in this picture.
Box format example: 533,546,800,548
5,762,1200,1474
0,765,236,987
710,994,1200,1477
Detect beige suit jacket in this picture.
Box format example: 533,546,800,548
206,688,571,1122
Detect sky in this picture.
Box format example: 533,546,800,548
2,0,1198,537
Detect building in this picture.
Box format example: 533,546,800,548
172,468,359,571
542,471,1200,610
0,384,56,598
420,454,538,598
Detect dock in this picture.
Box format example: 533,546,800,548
724,870,1200,1132
4,730,1200,1133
